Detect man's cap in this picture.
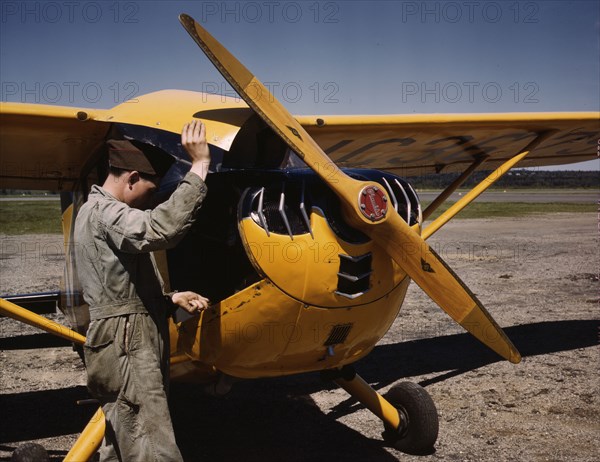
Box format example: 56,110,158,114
107,139,175,177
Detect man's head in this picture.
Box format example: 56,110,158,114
103,139,175,209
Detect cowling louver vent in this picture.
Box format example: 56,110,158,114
335,253,372,299
324,323,354,346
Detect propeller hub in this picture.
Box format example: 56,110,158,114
358,185,388,222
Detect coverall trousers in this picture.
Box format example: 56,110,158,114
84,312,182,462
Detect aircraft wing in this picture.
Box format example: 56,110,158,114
296,112,599,176
2,94,597,190
0,92,251,191
98,93,595,175
0,103,110,190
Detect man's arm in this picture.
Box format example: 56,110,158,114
100,120,212,253
183,119,211,181
171,291,210,314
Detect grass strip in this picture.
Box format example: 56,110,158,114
0,199,596,235
422,202,596,221
0,200,62,235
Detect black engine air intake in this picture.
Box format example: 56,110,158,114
238,169,421,243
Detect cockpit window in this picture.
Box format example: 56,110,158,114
114,123,225,194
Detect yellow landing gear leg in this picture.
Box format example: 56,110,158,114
64,407,105,462
323,367,438,455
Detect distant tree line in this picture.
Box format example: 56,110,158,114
409,170,599,189
0,170,598,195
0,190,59,196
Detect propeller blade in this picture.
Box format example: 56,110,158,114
179,14,521,364
369,213,521,363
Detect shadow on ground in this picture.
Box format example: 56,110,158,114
0,333,70,350
1,319,596,461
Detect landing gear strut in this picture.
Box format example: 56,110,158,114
323,367,439,454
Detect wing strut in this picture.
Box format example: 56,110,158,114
422,155,488,220
422,130,557,240
0,298,105,460
0,298,85,345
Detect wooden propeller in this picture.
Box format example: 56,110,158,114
179,14,521,364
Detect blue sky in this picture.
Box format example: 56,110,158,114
1,0,598,170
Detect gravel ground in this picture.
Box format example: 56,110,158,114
1,213,598,461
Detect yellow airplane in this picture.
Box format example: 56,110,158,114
1,14,598,460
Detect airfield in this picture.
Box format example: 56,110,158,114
418,189,598,204
0,199,598,461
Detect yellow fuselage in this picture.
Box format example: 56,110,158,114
170,207,412,381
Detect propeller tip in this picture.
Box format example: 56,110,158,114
509,350,522,364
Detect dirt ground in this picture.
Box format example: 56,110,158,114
1,212,598,461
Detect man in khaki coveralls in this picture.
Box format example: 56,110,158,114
75,120,211,461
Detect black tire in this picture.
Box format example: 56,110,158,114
382,382,439,455
11,442,49,462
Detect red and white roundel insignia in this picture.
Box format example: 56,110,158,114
358,185,388,221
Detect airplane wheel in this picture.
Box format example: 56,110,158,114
11,442,49,462
382,382,439,454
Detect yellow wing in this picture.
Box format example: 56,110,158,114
0,103,108,190
1,92,597,190
0,91,250,190
297,112,599,175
